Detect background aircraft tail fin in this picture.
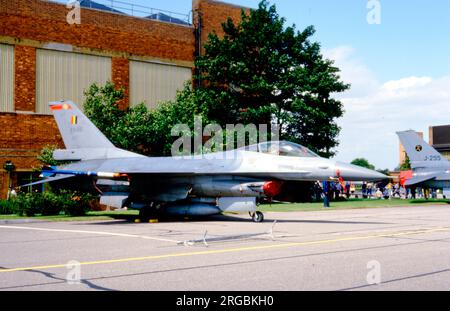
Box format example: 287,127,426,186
49,101,115,150
397,130,448,168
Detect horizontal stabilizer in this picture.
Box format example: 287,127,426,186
404,175,435,186
435,173,450,181
54,148,143,161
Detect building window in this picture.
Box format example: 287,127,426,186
36,49,111,114
130,61,191,109
0,44,14,112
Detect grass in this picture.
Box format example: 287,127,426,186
0,199,448,222
259,198,450,212
0,210,139,222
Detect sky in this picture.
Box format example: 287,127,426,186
58,0,450,169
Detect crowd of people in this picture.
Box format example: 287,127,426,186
314,180,439,207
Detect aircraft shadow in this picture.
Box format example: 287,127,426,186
83,213,389,226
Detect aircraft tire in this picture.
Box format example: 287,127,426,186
139,207,157,222
252,211,264,223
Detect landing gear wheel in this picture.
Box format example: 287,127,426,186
139,207,157,222
252,211,264,223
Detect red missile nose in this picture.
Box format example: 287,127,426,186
263,181,284,197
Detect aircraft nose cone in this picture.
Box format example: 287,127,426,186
335,162,387,181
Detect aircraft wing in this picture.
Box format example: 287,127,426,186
404,175,436,186
434,173,450,181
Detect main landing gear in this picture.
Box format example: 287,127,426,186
249,211,264,223
139,206,159,222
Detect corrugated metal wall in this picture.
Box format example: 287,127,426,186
0,44,14,112
130,61,191,109
36,49,111,114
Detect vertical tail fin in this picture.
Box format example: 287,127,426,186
397,130,448,169
49,101,115,150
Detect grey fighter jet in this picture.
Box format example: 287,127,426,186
397,130,450,197
24,101,386,222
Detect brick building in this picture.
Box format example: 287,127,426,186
0,0,245,199
429,125,450,160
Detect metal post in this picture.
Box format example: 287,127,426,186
6,172,10,200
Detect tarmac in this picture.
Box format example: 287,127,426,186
1,205,450,291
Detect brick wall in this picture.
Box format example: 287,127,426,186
0,113,63,197
0,113,64,171
0,113,63,155
14,45,36,112
112,58,130,110
193,0,247,54
0,0,195,62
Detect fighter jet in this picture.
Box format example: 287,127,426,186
397,130,450,197
24,101,386,222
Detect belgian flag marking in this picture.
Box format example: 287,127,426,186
50,103,72,111
71,115,78,125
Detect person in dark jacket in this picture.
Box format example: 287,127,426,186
322,181,330,208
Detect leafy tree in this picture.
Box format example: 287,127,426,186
83,82,211,156
399,155,412,171
377,168,390,176
83,81,126,142
37,145,60,166
36,145,71,167
195,0,349,157
84,82,160,155
351,158,376,170
148,84,212,155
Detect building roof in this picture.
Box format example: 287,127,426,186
144,12,190,25
79,0,124,14
77,1,190,25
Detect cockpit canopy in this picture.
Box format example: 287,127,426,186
239,141,319,158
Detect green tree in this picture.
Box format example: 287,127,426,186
84,82,160,155
37,145,59,166
83,82,211,156
195,0,349,157
377,168,390,176
351,158,376,170
36,145,71,167
399,155,412,171
83,81,126,142
148,84,212,155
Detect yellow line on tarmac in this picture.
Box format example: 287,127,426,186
1,226,450,273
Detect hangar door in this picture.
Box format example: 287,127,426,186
36,49,111,114
130,61,191,109
0,44,14,112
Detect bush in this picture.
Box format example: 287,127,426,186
13,192,43,217
8,191,96,217
58,191,96,217
0,200,16,215
41,192,64,216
